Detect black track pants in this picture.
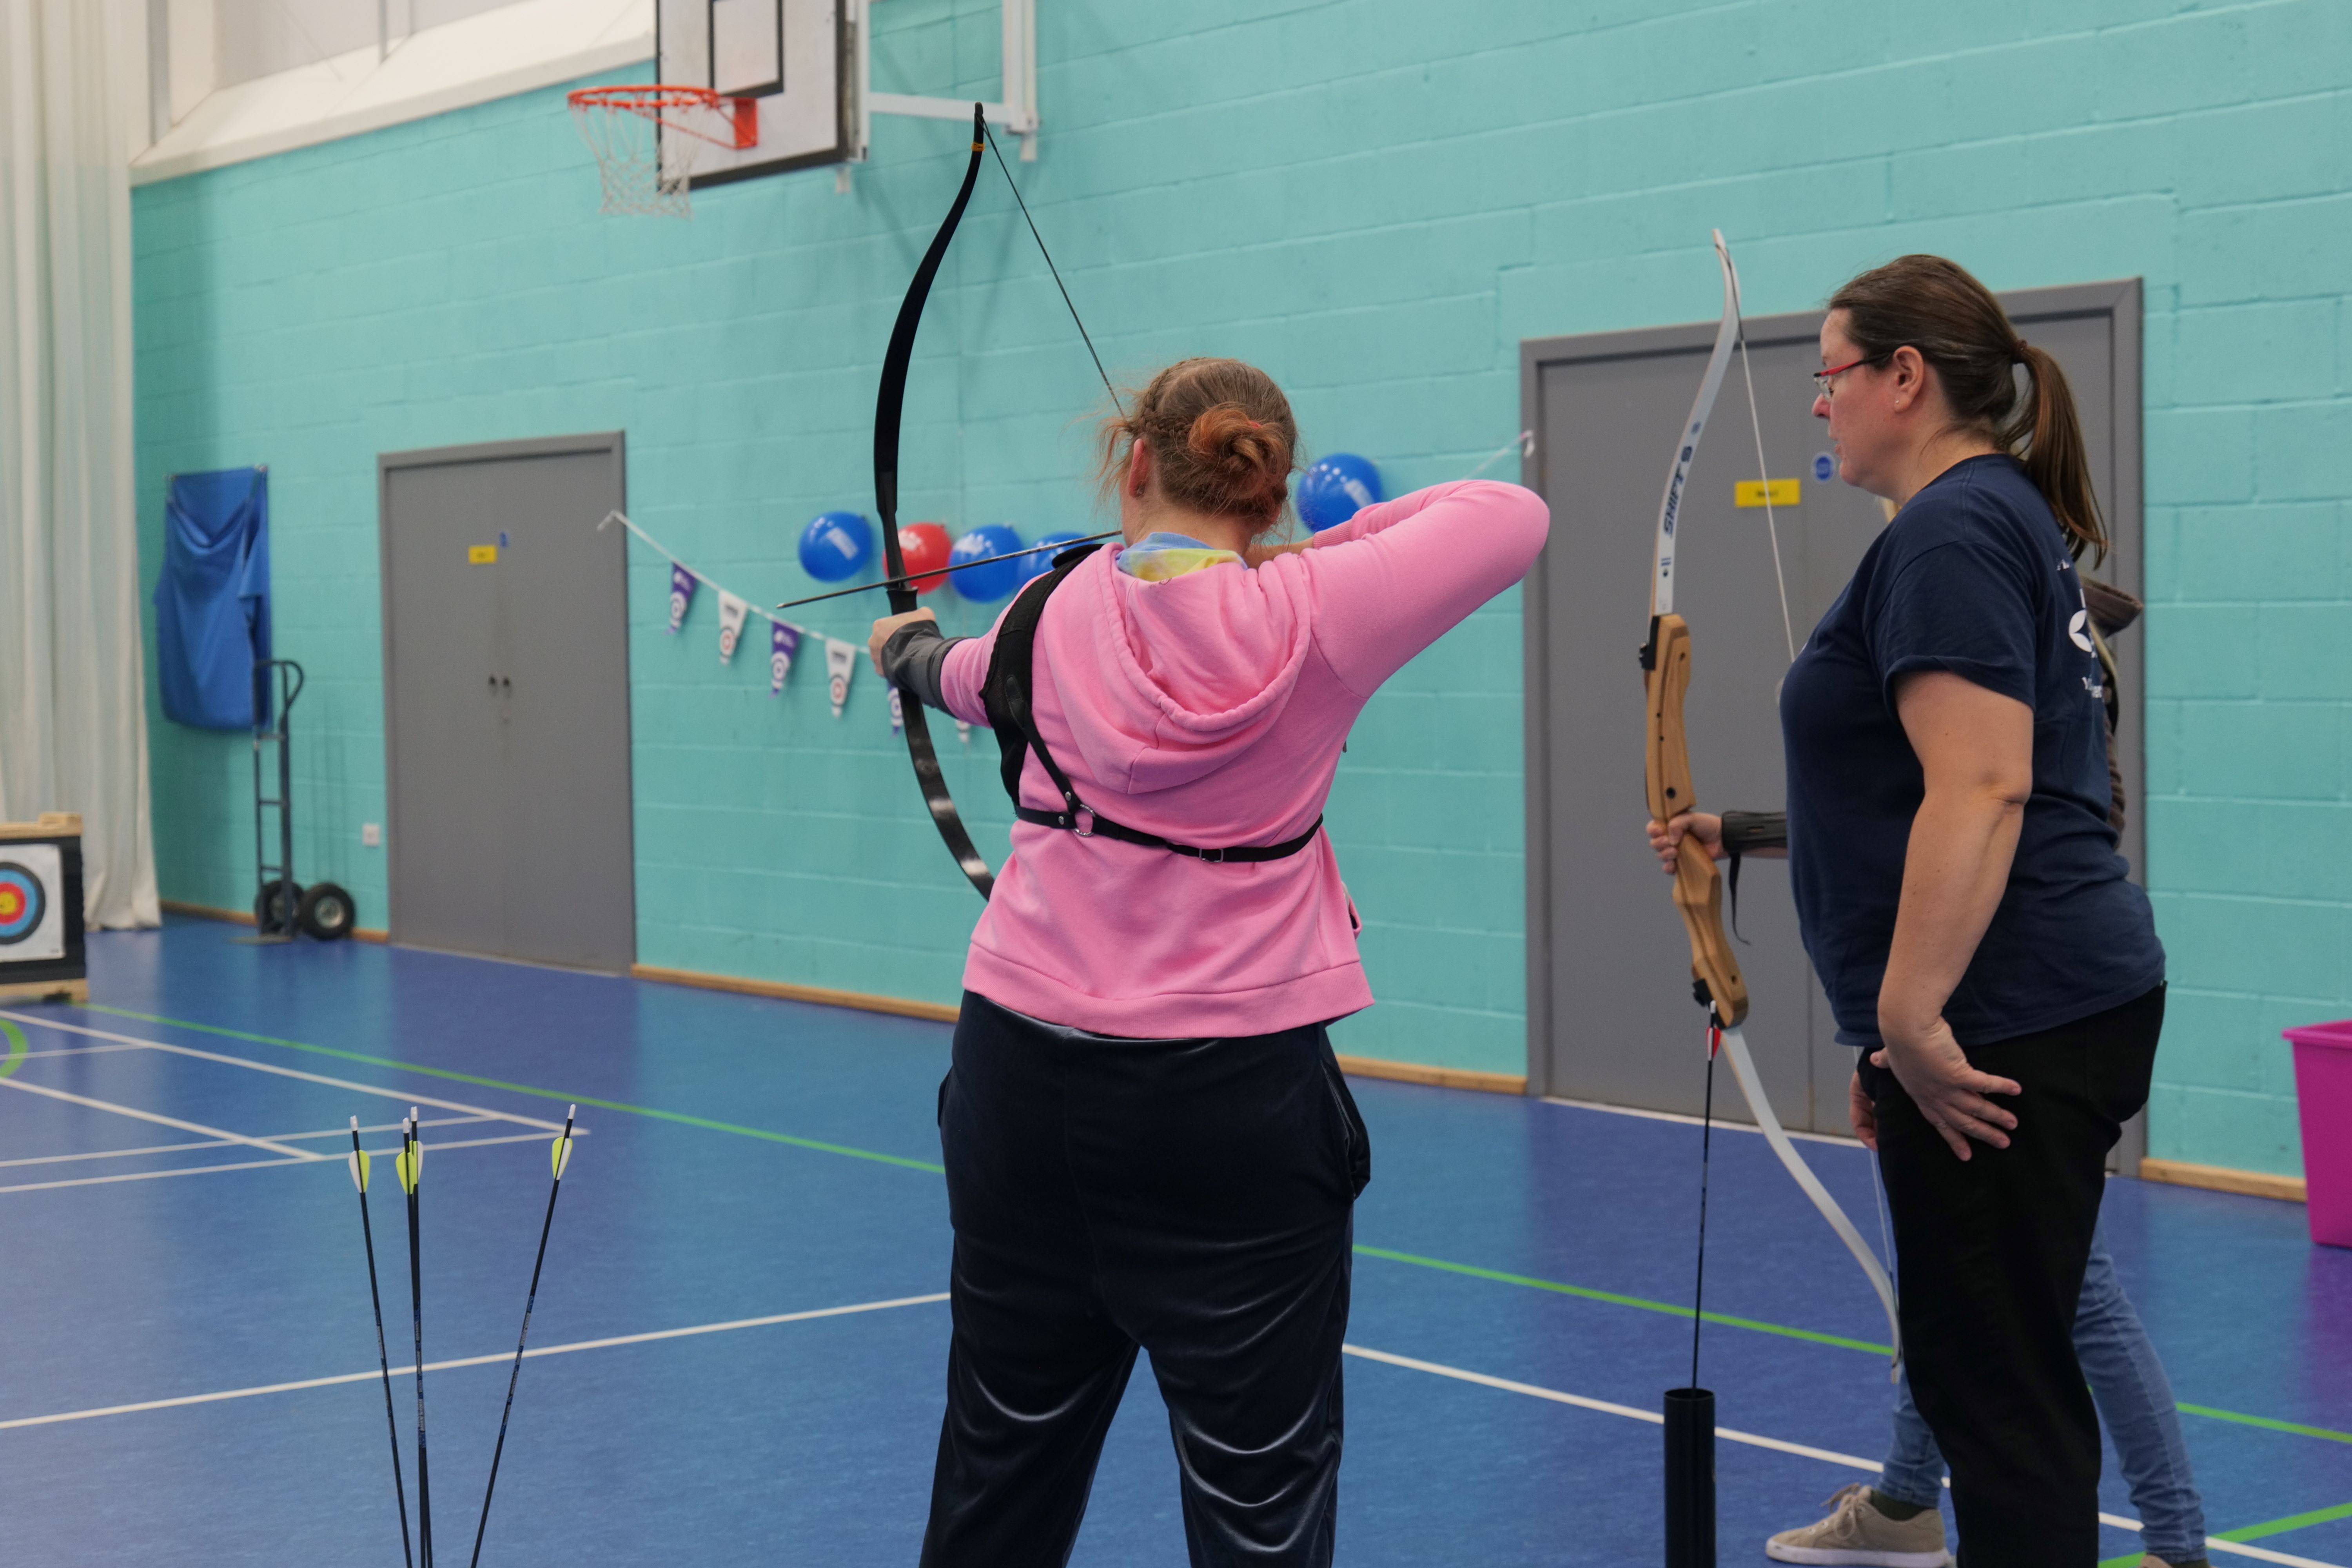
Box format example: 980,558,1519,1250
920,991,1370,1568
1862,984,2164,1568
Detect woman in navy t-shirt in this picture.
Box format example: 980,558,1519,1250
1650,255,2164,1568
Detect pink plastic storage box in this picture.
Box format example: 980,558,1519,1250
2285,1019,2352,1248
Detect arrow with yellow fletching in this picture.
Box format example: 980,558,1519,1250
468,1106,578,1568
348,1116,414,1568
398,1109,436,1566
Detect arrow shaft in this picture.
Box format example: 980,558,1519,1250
469,1117,574,1568
772,529,1119,613
405,1124,433,1566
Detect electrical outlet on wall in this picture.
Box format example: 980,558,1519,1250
361,823,381,848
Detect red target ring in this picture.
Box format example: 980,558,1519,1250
0,862,45,945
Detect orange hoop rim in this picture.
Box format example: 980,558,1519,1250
567,84,755,149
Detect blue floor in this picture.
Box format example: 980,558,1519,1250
1,916,2345,1565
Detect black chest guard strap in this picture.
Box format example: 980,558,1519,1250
979,546,1323,865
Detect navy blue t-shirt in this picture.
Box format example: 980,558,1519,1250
1780,454,2163,1049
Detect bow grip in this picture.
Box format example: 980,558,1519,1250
1643,612,1750,1027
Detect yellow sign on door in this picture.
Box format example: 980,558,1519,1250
468,544,499,564
1734,479,1800,508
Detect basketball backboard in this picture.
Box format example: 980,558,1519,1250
657,0,851,183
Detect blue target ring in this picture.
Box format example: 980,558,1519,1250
0,862,45,945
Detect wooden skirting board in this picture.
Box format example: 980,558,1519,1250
2138,1156,2306,1204
630,963,962,1024
631,963,1528,1094
158,898,388,943
0,977,86,1004
1331,1054,1528,1095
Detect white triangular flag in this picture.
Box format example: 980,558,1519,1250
717,591,749,663
825,637,856,718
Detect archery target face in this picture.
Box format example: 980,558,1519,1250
0,844,65,961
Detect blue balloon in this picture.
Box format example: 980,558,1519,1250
948,523,1025,602
798,511,872,581
1019,530,1093,584
1296,452,1383,532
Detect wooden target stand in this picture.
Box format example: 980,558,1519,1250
0,813,87,1005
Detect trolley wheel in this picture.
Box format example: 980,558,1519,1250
256,878,303,935
296,882,356,942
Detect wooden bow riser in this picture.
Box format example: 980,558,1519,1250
1642,612,1750,1028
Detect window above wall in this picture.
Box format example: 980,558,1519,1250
139,0,653,183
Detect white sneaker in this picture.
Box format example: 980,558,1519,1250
1766,1483,1953,1566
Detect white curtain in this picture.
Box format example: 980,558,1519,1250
0,0,158,927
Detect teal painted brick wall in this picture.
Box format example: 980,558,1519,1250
136,1,2352,1170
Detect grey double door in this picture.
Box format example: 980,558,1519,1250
1521,282,2143,1140
379,434,636,971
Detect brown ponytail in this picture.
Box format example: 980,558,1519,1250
1828,256,2106,562
1097,357,1299,533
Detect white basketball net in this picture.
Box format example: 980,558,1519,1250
568,87,748,218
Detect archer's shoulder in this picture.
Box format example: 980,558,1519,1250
1883,456,2049,565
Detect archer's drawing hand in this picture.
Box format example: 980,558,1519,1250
1869,1018,2021,1161
869,609,937,678
1646,812,1723,874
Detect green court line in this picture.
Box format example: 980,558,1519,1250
1357,1244,2352,1455
0,1019,25,1079
72,1004,945,1174
2217,1497,2352,1544
2177,1402,2352,1446
1354,1244,1896,1355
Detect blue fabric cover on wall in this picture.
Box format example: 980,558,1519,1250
153,467,270,729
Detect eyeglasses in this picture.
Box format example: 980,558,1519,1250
1812,355,1887,400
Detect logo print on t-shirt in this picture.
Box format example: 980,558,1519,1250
2068,608,2094,653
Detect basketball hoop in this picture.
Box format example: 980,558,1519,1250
567,86,759,218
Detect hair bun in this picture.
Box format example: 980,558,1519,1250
1188,403,1290,500
1094,358,1300,531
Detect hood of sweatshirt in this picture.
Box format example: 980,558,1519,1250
1042,543,1319,797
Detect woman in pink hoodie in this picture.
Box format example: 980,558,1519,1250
871,357,1548,1568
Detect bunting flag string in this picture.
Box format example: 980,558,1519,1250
601,510,859,718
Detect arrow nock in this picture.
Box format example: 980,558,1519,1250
551,1105,577,1181
347,1114,370,1192
396,1109,422,1195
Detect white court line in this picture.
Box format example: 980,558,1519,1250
1341,1345,2341,1568
0,1077,323,1161
0,1155,315,1194
263,1114,493,1141
17,1044,149,1061
0,1131,584,1195
0,1011,571,1131
0,1116,499,1172
0,1298,2327,1564
1542,1094,1864,1149
0,1292,951,1430
0,1138,232,1169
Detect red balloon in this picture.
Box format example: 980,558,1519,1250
899,522,952,594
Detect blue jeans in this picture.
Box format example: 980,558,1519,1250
1877,1214,2207,1563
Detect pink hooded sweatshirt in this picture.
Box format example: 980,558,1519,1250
935,479,1550,1038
